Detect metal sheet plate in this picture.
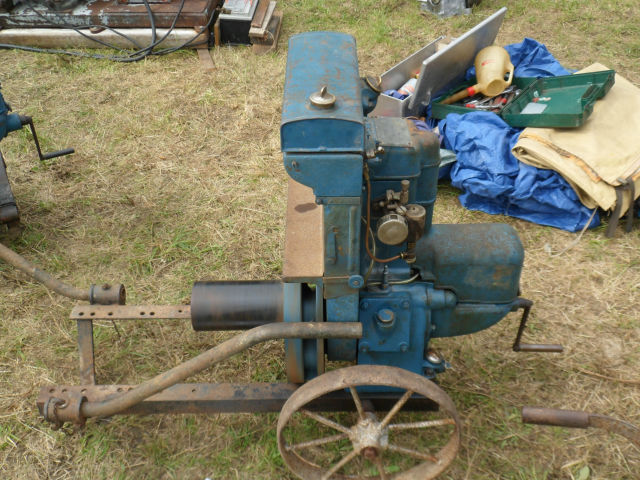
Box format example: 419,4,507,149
408,7,507,115
282,179,324,282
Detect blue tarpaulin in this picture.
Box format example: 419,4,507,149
438,38,599,232
440,112,599,231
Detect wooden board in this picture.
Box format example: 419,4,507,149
282,179,323,282
251,9,282,55
196,47,215,71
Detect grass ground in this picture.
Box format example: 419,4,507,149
0,0,639,478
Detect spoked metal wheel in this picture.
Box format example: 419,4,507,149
277,365,461,480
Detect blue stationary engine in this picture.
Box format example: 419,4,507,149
280,32,527,381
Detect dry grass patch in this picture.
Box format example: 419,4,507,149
1,0,639,479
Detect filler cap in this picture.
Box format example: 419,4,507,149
309,85,336,109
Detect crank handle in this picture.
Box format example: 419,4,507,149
511,298,563,353
19,115,74,162
513,343,563,353
42,148,75,161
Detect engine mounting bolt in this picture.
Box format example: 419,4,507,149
399,342,409,352
427,349,443,364
348,275,364,289
360,342,370,353
402,300,410,309
360,301,369,310
376,308,394,324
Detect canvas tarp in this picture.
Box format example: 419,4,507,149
512,63,640,214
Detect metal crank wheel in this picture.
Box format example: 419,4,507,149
277,365,461,480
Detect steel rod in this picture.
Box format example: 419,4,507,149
0,241,89,301
81,322,362,419
0,241,125,304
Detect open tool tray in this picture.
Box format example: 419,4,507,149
431,77,537,118
432,70,615,128
369,7,507,117
501,70,615,128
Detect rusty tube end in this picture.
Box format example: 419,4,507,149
522,407,590,429
89,284,126,305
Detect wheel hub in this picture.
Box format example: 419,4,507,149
349,414,388,454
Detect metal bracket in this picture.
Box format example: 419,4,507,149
41,389,86,427
511,298,563,353
606,175,637,237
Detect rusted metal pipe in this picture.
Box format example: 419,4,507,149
80,322,362,420
0,241,125,304
522,407,640,448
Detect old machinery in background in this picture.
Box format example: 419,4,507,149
419,0,482,18
0,0,281,56
35,32,562,479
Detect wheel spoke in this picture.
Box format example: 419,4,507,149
386,443,438,463
349,385,366,420
388,418,456,431
379,389,413,429
303,410,351,435
287,432,349,451
321,448,359,480
373,455,387,480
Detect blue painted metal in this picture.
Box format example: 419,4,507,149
280,32,529,383
325,294,359,361
284,282,322,383
281,32,364,154
0,88,23,141
284,153,362,198
414,223,524,303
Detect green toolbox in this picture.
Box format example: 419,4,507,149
432,70,615,128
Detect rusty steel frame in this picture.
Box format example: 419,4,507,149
70,304,190,320
40,321,363,427
38,382,439,417
522,407,640,448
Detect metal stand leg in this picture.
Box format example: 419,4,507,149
0,151,19,225
77,319,96,385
